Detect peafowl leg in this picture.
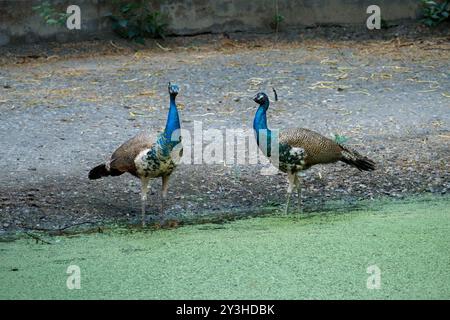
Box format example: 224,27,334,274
295,174,302,213
140,177,151,227
285,172,296,214
161,175,170,215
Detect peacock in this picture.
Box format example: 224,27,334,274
88,83,183,226
252,92,375,213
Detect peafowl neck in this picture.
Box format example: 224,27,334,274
160,95,181,154
253,103,272,156
253,105,268,131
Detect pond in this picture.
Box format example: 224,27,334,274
1,196,449,299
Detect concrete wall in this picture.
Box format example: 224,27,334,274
0,0,421,46
159,0,420,34
0,0,112,45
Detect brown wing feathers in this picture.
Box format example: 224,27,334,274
280,128,342,166
88,131,156,180
109,132,155,175
280,128,375,171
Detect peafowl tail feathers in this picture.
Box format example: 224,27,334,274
340,145,375,171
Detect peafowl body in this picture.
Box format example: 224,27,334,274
89,83,183,225
252,92,375,213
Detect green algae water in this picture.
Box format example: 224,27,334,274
1,196,449,299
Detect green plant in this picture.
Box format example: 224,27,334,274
106,1,167,44
32,1,70,26
333,134,349,145
270,14,285,31
420,0,450,27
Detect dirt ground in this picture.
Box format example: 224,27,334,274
0,24,449,232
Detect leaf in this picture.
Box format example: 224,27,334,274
46,18,58,25
127,29,138,38
118,19,128,28
333,134,349,145
121,3,135,13
423,19,434,26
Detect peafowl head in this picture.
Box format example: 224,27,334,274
253,92,269,107
168,82,179,97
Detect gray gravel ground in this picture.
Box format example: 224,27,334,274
0,25,449,231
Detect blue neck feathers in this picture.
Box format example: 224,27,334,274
253,101,271,145
160,95,181,152
164,95,180,139
253,101,273,156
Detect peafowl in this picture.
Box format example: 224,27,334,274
252,92,375,213
89,83,183,226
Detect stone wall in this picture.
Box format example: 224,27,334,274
0,0,420,46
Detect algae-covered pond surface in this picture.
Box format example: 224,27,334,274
1,196,449,299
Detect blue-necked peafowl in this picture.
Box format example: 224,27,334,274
89,83,183,226
252,92,375,213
